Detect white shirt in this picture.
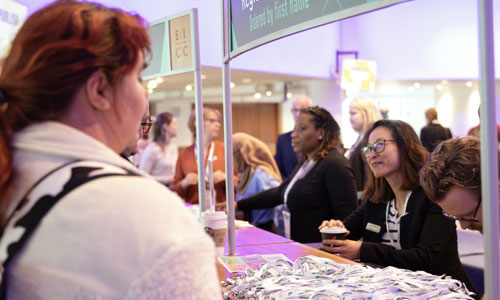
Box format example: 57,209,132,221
139,142,178,185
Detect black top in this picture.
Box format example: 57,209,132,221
343,187,476,295
348,134,370,192
238,148,358,243
420,123,452,152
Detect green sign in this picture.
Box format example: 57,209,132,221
230,0,410,56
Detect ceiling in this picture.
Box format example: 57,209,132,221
145,66,328,102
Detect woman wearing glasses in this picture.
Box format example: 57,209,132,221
319,120,476,295
0,2,221,299
172,107,228,205
236,106,358,243
139,112,179,187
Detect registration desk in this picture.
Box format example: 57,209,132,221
217,227,356,281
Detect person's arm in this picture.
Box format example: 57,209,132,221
237,185,283,210
323,153,358,220
342,201,369,241
171,152,189,199
139,144,155,174
359,196,455,272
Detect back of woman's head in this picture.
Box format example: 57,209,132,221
363,119,428,203
349,97,381,133
300,106,340,160
0,0,150,202
153,112,174,143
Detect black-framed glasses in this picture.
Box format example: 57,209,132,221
361,139,396,157
141,116,153,134
442,197,482,223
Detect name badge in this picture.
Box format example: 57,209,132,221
366,222,381,233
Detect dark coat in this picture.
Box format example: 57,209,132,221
420,123,452,152
343,187,476,294
274,131,298,180
238,148,358,243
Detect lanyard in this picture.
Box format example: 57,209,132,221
194,141,215,175
384,191,411,249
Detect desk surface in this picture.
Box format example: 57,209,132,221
217,228,355,281
226,227,292,248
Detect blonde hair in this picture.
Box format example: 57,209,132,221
187,107,221,137
349,97,382,134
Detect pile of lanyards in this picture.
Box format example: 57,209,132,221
222,255,475,300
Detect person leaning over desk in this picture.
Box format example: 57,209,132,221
319,120,477,296
0,1,221,299
236,106,358,243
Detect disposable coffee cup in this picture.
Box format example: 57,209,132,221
320,227,347,245
201,211,227,257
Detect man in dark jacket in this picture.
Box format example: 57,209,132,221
420,108,452,152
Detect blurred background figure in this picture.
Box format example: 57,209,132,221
467,106,500,141
275,95,312,180
237,106,358,243
346,97,381,195
172,107,227,205
121,108,151,164
233,132,281,232
379,107,389,119
139,112,179,187
420,107,452,152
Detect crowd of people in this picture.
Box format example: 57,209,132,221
0,1,494,299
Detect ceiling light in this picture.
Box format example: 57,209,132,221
254,92,262,99
148,89,154,94
147,80,158,89
436,84,443,91
230,82,235,88
286,92,293,99
266,91,272,96
242,78,252,84
413,82,420,88
156,77,164,83
441,80,448,85
201,74,207,80
466,81,473,88
185,84,193,91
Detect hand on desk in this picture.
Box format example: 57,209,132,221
215,200,237,212
181,173,198,189
320,239,361,261
213,170,226,184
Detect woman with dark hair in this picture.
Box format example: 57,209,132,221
139,112,179,186
0,1,221,299
236,106,358,243
172,107,227,204
319,120,476,295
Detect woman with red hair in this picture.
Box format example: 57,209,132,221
0,1,221,299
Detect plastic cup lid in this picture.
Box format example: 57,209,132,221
320,226,347,234
201,211,226,218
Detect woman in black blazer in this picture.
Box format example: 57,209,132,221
320,120,477,296
236,106,358,243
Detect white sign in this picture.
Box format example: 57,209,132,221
0,0,28,58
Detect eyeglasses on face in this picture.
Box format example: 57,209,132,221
141,116,153,134
361,139,396,157
204,118,221,124
442,197,482,223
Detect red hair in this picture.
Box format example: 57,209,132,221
0,0,150,223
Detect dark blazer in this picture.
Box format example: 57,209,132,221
420,123,452,152
343,187,476,294
348,134,370,192
238,148,358,243
274,131,298,180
